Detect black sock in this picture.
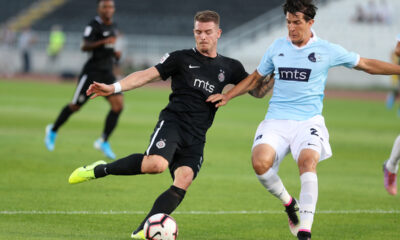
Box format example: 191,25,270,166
52,105,73,132
297,231,311,239
135,185,186,233
102,110,121,141
94,153,144,178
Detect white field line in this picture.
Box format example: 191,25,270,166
0,210,399,215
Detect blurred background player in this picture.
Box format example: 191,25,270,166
386,33,400,115
68,10,249,240
17,26,36,73
383,135,399,195
207,0,400,239
46,24,65,63
45,0,123,159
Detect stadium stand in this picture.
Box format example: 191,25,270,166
0,0,33,23
32,0,283,35
3,0,68,31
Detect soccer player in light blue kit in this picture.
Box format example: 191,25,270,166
207,0,400,239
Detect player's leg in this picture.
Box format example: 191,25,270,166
131,166,192,239
292,115,332,240
94,71,124,159
69,119,176,184
45,73,90,151
253,144,293,204
383,134,400,195
131,139,203,239
251,120,298,235
296,149,319,240
94,93,124,159
69,153,168,184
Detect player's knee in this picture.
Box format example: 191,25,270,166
252,147,274,175
111,101,123,113
173,167,194,190
68,104,80,112
297,150,319,174
145,156,168,174
252,154,273,175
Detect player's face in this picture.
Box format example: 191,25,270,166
194,21,222,57
286,12,314,47
98,0,115,21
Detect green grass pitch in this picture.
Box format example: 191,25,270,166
0,79,399,239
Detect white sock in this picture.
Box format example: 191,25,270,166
386,135,400,173
299,172,318,232
257,168,292,205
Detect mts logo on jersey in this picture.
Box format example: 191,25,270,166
194,78,215,93
278,67,311,82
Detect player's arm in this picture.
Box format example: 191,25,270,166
354,57,400,75
248,74,275,98
87,66,162,99
81,36,116,51
207,70,265,107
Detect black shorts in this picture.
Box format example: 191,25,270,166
71,71,118,106
145,119,205,180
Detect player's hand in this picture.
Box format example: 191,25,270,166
86,81,114,99
206,93,230,108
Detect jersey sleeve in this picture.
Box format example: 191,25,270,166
256,42,276,77
83,21,98,42
397,34,400,42
230,60,248,85
155,51,180,81
329,43,360,68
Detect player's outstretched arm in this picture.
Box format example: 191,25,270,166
355,57,400,75
87,66,162,99
206,70,265,107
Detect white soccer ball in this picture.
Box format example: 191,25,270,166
144,213,178,240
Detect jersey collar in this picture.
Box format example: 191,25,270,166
287,29,318,50
193,47,219,60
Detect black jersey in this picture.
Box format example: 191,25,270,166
155,48,248,140
82,16,118,72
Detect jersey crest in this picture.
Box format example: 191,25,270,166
218,69,225,82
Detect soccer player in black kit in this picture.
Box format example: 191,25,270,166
68,10,260,239
45,0,122,159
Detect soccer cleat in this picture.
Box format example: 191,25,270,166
68,160,107,184
94,138,116,160
386,92,395,109
297,230,311,240
131,229,145,240
285,198,300,236
45,124,57,151
383,161,397,195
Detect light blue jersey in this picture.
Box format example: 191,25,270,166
397,33,400,42
257,31,360,121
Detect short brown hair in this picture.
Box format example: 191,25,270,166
194,10,220,26
283,0,317,21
